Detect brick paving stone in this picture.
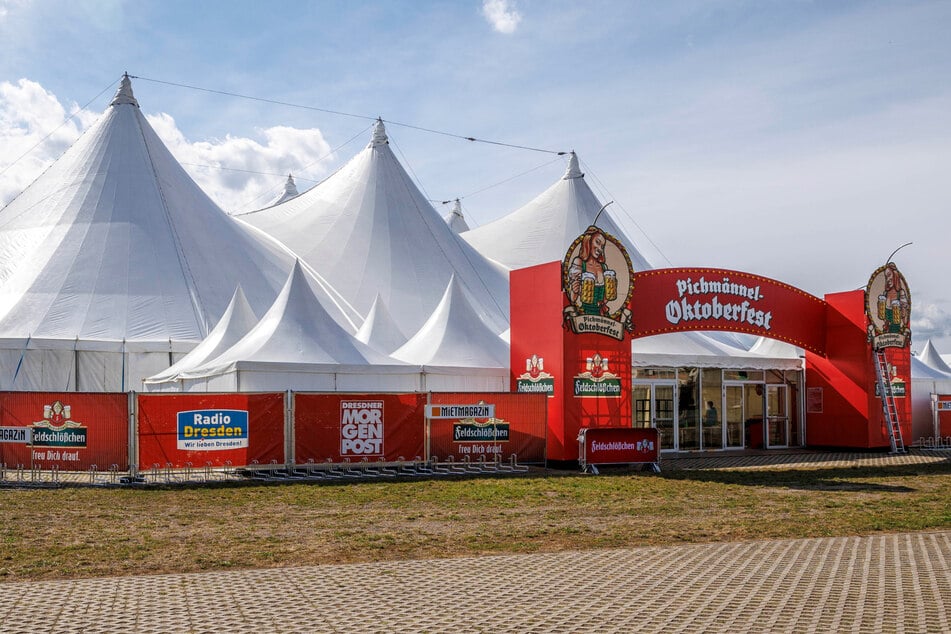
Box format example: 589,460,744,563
2,450,950,633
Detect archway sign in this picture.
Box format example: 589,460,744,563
510,225,911,461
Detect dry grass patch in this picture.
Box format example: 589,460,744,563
1,462,949,581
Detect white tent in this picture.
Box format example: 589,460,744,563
162,261,421,392
0,75,359,391
632,331,803,371
910,351,951,441
354,295,410,355
461,152,652,271
918,339,951,374
143,286,259,388
266,174,300,207
443,199,470,233
237,119,510,336
393,275,509,391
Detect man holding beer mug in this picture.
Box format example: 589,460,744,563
568,227,617,316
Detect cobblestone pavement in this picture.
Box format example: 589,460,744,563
1,451,949,633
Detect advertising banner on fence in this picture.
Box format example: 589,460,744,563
137,393,284,469
578,427,659,467
937,394,951,438
294,393,426,464
0,392,128,470
428,393,547,464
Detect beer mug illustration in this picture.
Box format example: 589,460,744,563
604,270,617,301
877,294,887,320
890,300,903,325
581,272,596,304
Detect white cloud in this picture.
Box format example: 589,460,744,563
482,0,521,34
146,113,334,213
0,78,336,214
0,78,98,206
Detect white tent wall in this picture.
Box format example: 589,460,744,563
910,378,951,441
420,370,509,392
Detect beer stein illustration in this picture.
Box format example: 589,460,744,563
877,294,887,320
581,272,596,304
890,300,903,325
604,270,617,301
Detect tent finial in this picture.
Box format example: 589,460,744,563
563,151,583,180
110,73,140,108
370,118,388,147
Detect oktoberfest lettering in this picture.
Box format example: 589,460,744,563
666,276,773,330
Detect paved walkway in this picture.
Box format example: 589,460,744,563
2,450,949,633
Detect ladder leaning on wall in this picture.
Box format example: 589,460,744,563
873,350,905,453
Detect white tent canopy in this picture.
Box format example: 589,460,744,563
238,119,510,336
393,275,509,391
144,285,259,387
266,173,301,207
632,332,803,371
918,339,951,374
461,152,652,271
163,261,421,392
0,75,363,391
354,294,410,355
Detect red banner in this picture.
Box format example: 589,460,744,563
579,427,659,466
137,393,284,469
0,392,128,470
428,392,547,464
630,268,828,355
938,395,951,437
294,393,426,464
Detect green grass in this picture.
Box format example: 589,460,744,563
1,462,949,581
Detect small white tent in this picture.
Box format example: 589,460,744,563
393,275,509,391
164,261,421,392
918,339,951,374
238,120,510,336
910,347,951,441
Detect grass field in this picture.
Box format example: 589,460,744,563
2,461,950,582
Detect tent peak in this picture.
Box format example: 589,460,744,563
283,174,299,197
110,73,140,108
370,118,389,147
563,151,584,180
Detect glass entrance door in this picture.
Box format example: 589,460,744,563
766,385,789,447
725,384,745,448
632,382,677,450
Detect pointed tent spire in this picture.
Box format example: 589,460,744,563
355,294,409,355
145,285,259,384
370,118,388,147
919,339,951,374
110,73,140,108
393,275,509,368
283,174,299,197
563,151,583,180
444,199,470,233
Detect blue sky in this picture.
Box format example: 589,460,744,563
2,0,950,352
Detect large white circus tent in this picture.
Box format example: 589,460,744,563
392,275,510,391
237,119,511,337
154,261,421,393
460,152,652,272
0,76,357,391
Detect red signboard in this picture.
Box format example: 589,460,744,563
579,427,659,467
137,393,284,469
937,395,951,437
630,268,828,355
428,392,547,464
0,392,128,471
294,393,426,464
